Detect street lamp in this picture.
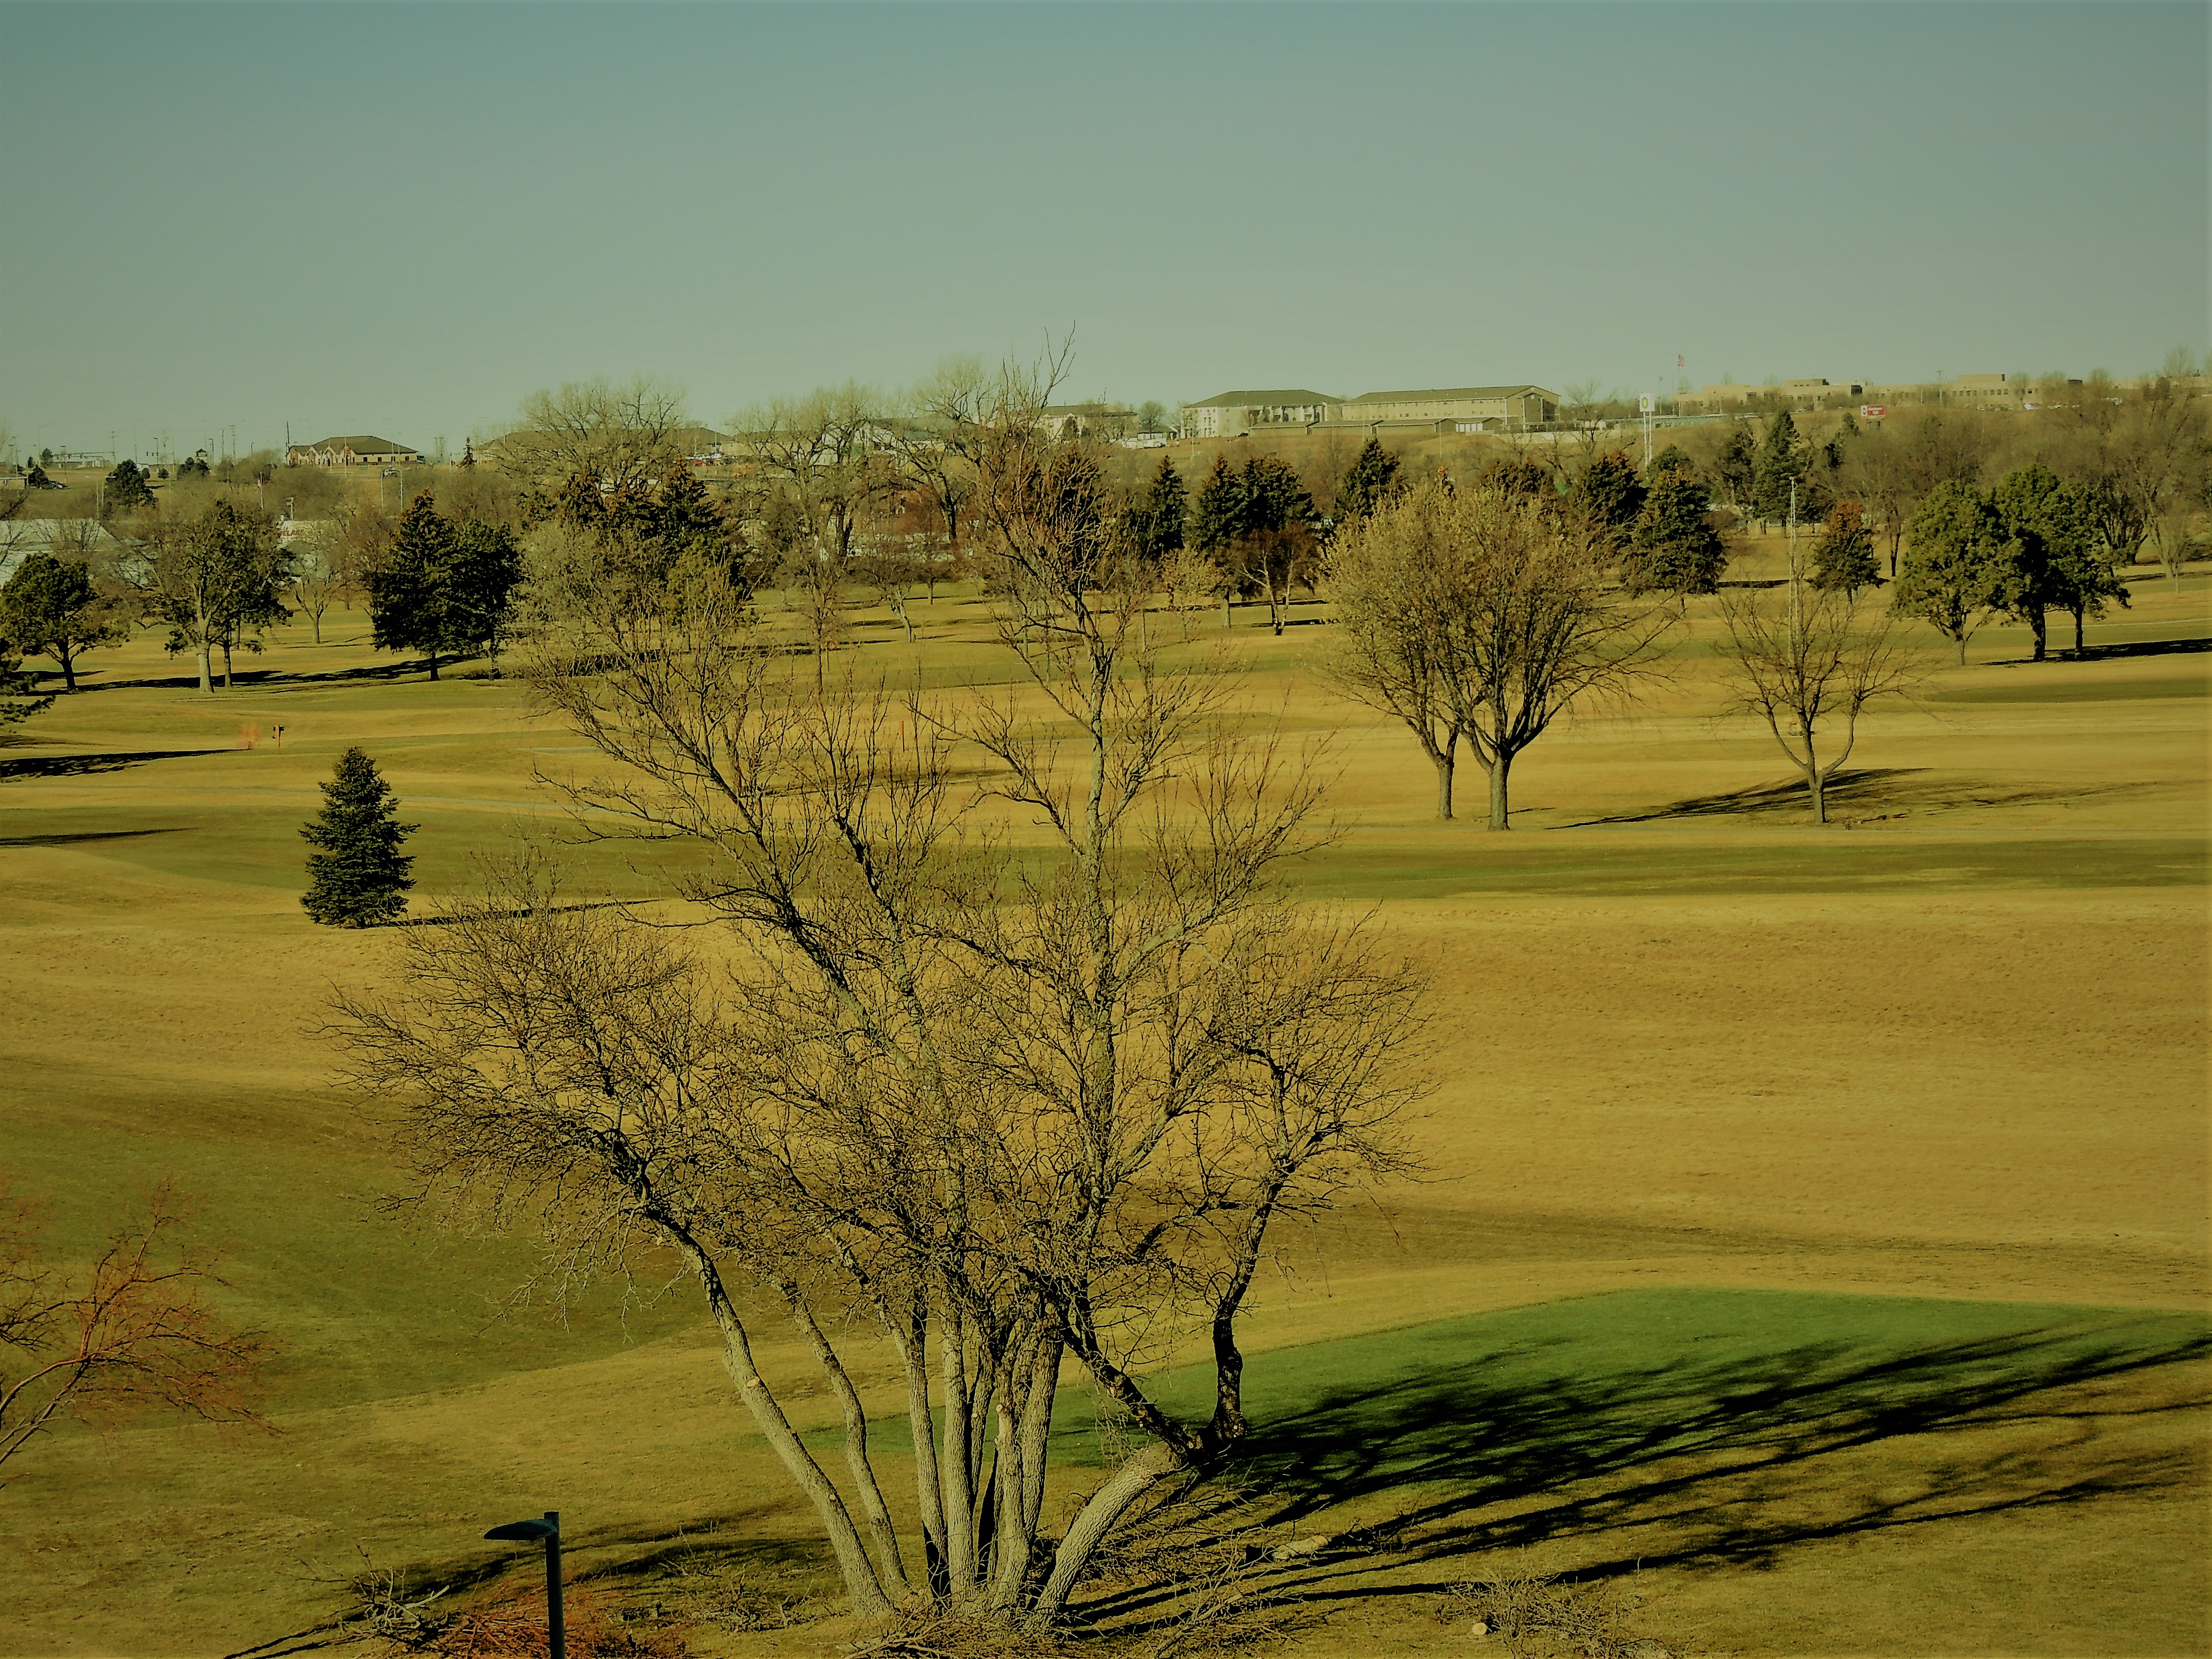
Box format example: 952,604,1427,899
484,1511,564,1658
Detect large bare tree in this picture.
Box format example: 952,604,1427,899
492,375,691,494
1327,478,1668,828
336,362,1426,1637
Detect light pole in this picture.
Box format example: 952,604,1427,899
484,1511,564,1658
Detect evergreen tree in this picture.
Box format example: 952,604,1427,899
1994,462,2121,656
1752,410,1805,523
1572,448,1646,552
1896,480,2010,664
1649,444,1692,476
1625,465,1727,595
0,551,120,691
1139,454,1187,561
1189,455,1245,555
458,439,476,469
1808,502,1881,595
0,639,55,728
300,747,417,927
103,459,154,515
446,519,524,659
1478,452,1554,500
1713,425,1756,507
176,454,210,479
23,462,51,490
369,492,459,678
1333,438,1402,526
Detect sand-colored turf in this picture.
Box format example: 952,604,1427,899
0,572,2205,1656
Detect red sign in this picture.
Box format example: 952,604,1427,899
1861,405,1887,419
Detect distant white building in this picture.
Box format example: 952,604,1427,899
1180,390,1336,439
287,434,424,467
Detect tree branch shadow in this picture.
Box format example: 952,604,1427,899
1208,1313,2212,1612
1571,768,2159,825
0,747,228,780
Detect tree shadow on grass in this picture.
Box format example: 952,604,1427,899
0,747,227,781
72,655,455,695
1571,768,2157,825
1209,1312,2212,1616
1984,635,2212,667
0,825,191,848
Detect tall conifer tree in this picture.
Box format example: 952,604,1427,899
300,747,417,927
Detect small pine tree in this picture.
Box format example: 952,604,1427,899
1140,454,1187,561
1809,502,1881,594
300,747,417,927
1189,455,1245,554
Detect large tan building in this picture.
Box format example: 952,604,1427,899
1334,385,1559,427
1180,390,1336,439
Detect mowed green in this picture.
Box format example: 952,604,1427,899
0,572,2206,1657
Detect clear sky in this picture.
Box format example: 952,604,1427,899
3,1,2205,459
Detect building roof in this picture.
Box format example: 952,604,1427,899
1342,385,1551,404
1183,390,1336,408
294,435,420,454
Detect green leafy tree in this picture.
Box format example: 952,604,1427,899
0,640,54,728
128,500,290,692
1625,465,1727,595
1333,437,1403,527
0,552,120,691
1808,502,1881,595
1649,444,1692,476
1895,480,2010,664
175,454,210,479
1572,449,1646,554
102,460,154,515
1994,462,2123,656
300,747,417,927
1752,410,1806,523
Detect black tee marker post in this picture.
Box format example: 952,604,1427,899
484,1511,563,1658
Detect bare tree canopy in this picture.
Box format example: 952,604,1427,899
335,356,1429,1637
1327,478,1670,828
493,375,691,493
1718,584,1920,823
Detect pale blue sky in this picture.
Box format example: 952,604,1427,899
3,1,2205,459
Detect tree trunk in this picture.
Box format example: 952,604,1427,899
1220,593,1231,629
1029,1440,1182,1625
676,1239,893,1618
2029,608,2047,662
1957,634,1967,667
780,1284,909,1595
1016,1335,1059,1540
196,643,213,694
310,612,324,646
1433,748,1455,820
1486,750,1512,831
221,639,234,688
59,652,75,692
890,1315,949,1587
427,648,440,681
2072,605,2087,655
940,1313,978,1594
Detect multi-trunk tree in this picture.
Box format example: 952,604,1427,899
336,362,1427,1638
1327,476,1669,827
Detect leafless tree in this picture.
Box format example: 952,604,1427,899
1716,584,1920,824
1327,478,1669,828
0,1175,268,1477
492,376,691,495
336,356,1428,1637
